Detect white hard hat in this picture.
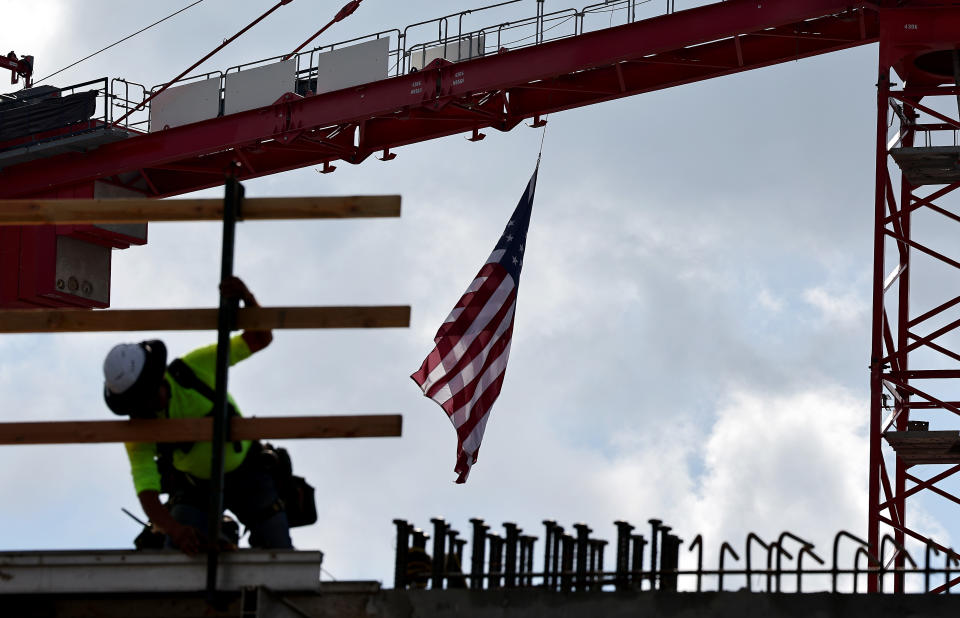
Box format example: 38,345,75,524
103,343,146,394
102,340,167,416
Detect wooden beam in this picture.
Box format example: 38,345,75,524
0,305,410,333
0,196,401,224
0,415,403,445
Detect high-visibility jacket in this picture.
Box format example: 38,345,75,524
125,335,253,495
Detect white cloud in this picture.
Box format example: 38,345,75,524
803,286,868,325
756,289,784,313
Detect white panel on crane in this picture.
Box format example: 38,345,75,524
149,77,220,132
409,34,485,71
223,59,296,116
312,37,390,95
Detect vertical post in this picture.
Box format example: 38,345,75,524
574,523,591,592
409,529,431,589
587,539,597,587
430,517,448,590
560,533,575,592
489,533,504,588
868,60,891,594
553,525,564,591
536,0,544,44
614,521,634,591
660,534,680,592
517,535,528,586
470,518,487,590
893,100,916,596
455,538,468,566
648,519,662,590
393,519,411,589
504,522,519,588
594,539,607,590
521,535,536,586
446,529,466,588
631,535,646,588
205,174,243,599
542,520,556,589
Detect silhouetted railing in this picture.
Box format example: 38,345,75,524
392,517,960,594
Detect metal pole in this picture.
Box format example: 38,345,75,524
393,519,411,589
574,523,591,591
543,520,556,588
631,534,646,588
522,535,536,586
894,99,915,595
489,533,504,588
648,519,662,590
552,525,563,590
868,59,891,595
430,517,448,590
205,173,243,598
470,518,487,590
504,522,519,587
614,521,634,591
560,533,574,592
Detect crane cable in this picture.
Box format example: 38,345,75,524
34,0,208,86
282,0,365,61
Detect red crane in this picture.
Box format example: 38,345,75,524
0,51,33,87
1,0,958,593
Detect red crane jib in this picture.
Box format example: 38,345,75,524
0,0,878,201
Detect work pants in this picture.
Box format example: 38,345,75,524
165,449,293,550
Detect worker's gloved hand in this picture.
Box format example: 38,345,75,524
219,276,257,306
168,522,202,557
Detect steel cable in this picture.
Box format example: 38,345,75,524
35,0,208,85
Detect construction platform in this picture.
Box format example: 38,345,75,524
889,146,960,186
5,585,960,618
0,124,136,170
0,549,324,595
884,430,960,464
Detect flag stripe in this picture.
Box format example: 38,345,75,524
425,287,517,400
441,318,514,419
436,264,503,337
454,372,503,482
416,271,513,393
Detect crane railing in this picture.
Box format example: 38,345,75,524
96,0,720,133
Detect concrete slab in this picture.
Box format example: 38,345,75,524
0,549,323,594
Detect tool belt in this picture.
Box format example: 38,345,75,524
256,441,317,528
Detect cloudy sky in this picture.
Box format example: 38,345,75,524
1,0,956,592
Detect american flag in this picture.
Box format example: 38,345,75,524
411,165,539,483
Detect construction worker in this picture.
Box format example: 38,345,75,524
102,276,292,555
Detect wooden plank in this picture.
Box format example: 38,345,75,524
0,305,410,333
0,196,400,224
0,415,403,445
